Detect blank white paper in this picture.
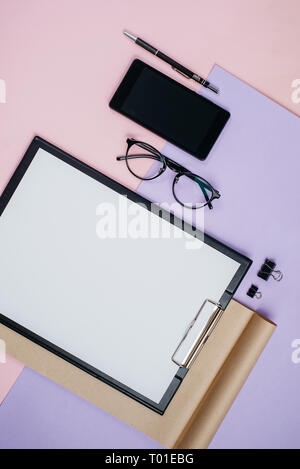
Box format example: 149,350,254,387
0,148,240,403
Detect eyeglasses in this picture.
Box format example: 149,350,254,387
116,138,221,210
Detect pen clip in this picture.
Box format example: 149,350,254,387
172,66,191,80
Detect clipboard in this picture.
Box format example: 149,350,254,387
0,137,251,414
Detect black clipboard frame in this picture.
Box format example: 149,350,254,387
0,137,252,414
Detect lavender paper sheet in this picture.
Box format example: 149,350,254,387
138,65,300,449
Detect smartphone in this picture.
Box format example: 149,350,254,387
109,59,230,160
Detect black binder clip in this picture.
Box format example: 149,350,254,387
247,284,262,299
258,258,283,282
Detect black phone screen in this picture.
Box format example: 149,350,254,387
109,60,230,160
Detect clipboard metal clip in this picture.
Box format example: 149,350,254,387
172,299,224,369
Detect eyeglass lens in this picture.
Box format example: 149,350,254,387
173,174,213,208
126,142,164,180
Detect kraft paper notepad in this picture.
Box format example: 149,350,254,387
0,137,275,448
0,300,275,448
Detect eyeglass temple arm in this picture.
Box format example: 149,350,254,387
116,154,162,162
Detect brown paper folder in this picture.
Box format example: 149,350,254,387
0,299,275,449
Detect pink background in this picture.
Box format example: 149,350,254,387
0,356,23,404
0,0,299,448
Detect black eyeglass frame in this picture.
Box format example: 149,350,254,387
117,138,221,210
